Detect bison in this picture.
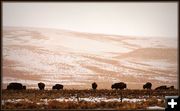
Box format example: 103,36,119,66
52,84,63,90
155,85,167,90
143,82,152,89
92,82,97,90
168,86,174,90
7,82,23,90
111,82,127,90
22,86,26,90
38,82,45,90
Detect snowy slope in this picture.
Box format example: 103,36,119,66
2,27,178,89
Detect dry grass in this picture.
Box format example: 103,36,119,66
1,89,177,109
1,100,164,110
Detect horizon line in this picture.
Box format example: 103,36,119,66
3,25,176,39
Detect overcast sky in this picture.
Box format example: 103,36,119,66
3,2,178,38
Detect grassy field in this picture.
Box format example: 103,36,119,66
1,89,178,110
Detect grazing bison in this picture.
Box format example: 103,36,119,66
168,86,174,90
38,82,45,90
7,82,23,90
143,82,152,89
52,84,63,90
22,86,26,90
111,82,127,90
92,82,97,90
155,85,167,90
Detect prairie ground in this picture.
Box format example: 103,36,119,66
1,89,178,110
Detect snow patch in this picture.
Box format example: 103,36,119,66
146,106,165,109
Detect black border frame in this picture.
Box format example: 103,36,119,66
0,1,179,111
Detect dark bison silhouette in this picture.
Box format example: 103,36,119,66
111,82,127,90
7,82,24,90
92,82,97,90
38,82,45,90
155,85,167,90
22,86,26,90
52,84,63,90
143,82,152,89
168,86,174,90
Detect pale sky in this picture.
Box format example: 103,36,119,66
3,2,178,38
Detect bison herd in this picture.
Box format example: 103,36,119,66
6,82,175,91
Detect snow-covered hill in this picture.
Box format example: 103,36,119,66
3,27,178,89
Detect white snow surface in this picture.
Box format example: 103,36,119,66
2,97,147,105
146,106,165,109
